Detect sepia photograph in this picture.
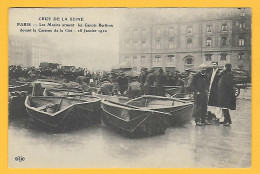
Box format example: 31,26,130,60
8,8,251,168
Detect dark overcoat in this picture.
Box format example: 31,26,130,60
155,73,167,96
208,69,221,106
144,73,155,95
217,70,236,110
138,71,148,87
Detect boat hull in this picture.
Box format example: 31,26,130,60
101,99,168,138
126,95,194,126
25,96,101,132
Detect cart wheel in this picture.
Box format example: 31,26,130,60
234,87,240,97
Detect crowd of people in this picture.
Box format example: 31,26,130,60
99,67,189,99
9,62,237,126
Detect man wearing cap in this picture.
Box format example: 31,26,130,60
100,80,115,95
190,64,210,126
127,76,142,99
144,68,156,95
138,67,148,94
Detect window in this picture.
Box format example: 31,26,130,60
169,27,174,35
222,24,228,31
239,22,246,30
133,30,138,38
206,37,212,46
133,41,138,50
220,54,227,61
168,39,174,49
167,55,174,62
154,56,161,62
184,57,194,69
133,56,137,64
239,37,245,45
187,38,192,48
141,29,147,38
156,40,161,49
221,37,227,46
156,28,161,36
187,27,192,33
240,11,245,17
141,41,146,50
125,42,130,50
206,25,212,33
141,56,146,62
125,56,129,62
238,53,245,60
205,54,212,61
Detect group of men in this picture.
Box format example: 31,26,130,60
100,67,169,98
190,62,236,126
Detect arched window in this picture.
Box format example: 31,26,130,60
184,56,194,70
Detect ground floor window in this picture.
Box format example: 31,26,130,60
238,53,245,60
167,55,175,62
184,57,194,70
220,53,227,61
154,55,161,62
165,67,176,73
205,54,212,61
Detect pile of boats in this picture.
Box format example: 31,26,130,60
9,79,194,138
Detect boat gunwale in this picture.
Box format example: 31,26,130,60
125,95,193,110
25,96,100,117
101,98,172,116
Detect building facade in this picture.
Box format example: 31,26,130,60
9,36,58,67
119,8,251,72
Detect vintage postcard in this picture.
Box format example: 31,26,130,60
7,7,252,169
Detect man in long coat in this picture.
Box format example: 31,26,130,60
117,71,128,94
144,68,156,95
155,68,167,96
217,63,236,126
138,68,148,94
207,62,222,118
190,64,210,125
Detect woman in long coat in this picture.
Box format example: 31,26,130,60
217,63,236,126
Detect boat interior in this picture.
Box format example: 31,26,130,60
28,97,94,114
126,96,187,109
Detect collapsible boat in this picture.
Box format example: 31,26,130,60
101,99,170,138
126,95,194,126
25,96,101,132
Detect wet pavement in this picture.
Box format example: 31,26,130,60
8,89,251,168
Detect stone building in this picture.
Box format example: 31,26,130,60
119,8,251,72
9,35,58,67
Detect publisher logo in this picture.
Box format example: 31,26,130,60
15,156,25,162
